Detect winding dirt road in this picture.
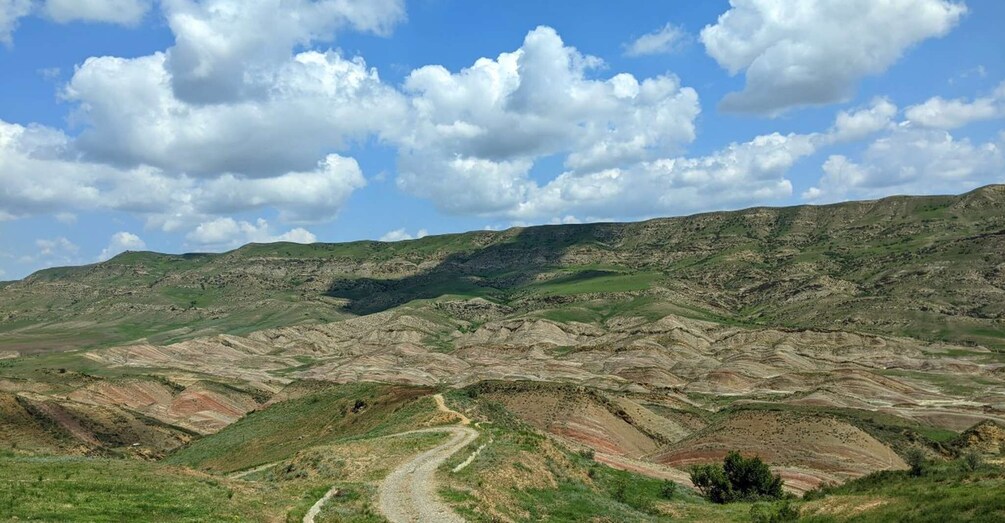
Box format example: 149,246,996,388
300,394,479,522
376,394,478,523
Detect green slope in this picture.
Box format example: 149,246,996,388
2,185,1003,352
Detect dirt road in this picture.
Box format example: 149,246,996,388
376,394,478,523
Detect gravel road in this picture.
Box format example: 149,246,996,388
376,394,478,522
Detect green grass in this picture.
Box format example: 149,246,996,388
437,391,755,522
801,462,1005,522
523,270,661,296
166,382,437,473
0,455,261,522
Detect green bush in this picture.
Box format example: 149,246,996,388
960,449,983,472
903,447,928,477
690,463,733,503
659,479,677,500
750,500,799,522
689,451,784,504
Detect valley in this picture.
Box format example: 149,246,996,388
2,187,1004,521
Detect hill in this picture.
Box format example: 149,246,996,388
2,185,1003,353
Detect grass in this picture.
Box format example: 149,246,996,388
0,455,272,522
522,270,662,296
166,382,438,473
436,391,756,522
801,461,1005,522
720,402,960,451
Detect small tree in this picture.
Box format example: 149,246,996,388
690,463,733,503
690,451,784,504
904,447,927,477
723,451,784,500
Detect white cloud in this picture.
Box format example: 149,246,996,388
43,0,152,25
186,218,317,250
904,81,1005,129
701,0,966,114
514,131,815,219
162,0,405,103
804,127,1004,201
97,231,146,261
830,98,899,142
379,228,428,242
25,237,82,269
65,51,404,178
624,23,687,57
394,26,701,214
36,237,78,257
393,94,895,220
0,119,365,229
0,0,32,45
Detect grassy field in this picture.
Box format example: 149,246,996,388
0,454,278,522
801,461,1005,522
167,382,438,473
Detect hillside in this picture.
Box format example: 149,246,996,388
2,185,1003,354
1,186,1004,521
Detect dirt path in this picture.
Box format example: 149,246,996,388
376,394,478,523
434,393,470,425
229,461,279,480
303,486,340,523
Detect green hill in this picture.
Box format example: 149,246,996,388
2,185,1002,354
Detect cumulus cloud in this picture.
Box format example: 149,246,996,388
43,0,152,25
379,228,428,242
36,236,78,257
804,127,1004,201
701,0,966,114
830,98,899,142
162,0,405,103
624,23,687,57
514,131,816,219
904,81,1005,129
393,26,701,214
0,0,32,45
0,119,365,229
65,51,404,177
97,232,146,261
25,236,82,268
186,218,317,250
393,90,896,220
2,0,402,232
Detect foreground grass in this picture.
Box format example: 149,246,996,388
801,462,1005,522
0,455,276,522
167,382,438,473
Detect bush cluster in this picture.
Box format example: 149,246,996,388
689,451,784,504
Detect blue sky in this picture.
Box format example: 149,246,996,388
1,0,1003,279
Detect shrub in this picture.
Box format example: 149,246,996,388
690,451,784,504
690,463,733,503
611,475,629,503
904,447,927,477
801,482,834,501
750,500,799,522
960,449,983,472
659,479,678,500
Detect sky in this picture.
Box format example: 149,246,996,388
0,0,1003,280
